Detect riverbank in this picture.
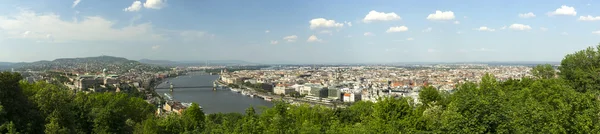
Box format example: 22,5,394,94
216,80,346,109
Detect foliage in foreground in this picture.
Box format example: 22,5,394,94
2,44,600,133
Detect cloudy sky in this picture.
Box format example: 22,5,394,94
0,0,599,63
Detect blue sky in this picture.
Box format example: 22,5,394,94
0,0,599,63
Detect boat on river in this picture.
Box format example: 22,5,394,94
241,91,250,96
231,88,241,93
181,102,201,109
163,93,173,101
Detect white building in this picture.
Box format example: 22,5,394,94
342,93,362,102
274,84,295,95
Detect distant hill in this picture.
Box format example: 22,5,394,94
0,62,13,66
0,62,13,71
12,56,170,73
139,59,256,66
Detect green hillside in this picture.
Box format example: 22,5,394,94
12,56,170,73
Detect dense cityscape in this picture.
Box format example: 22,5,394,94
5,55,550,115
220,64,536,105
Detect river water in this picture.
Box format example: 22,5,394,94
155,72,272,114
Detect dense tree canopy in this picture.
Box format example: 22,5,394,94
559,44,600,92
532,64,556,79
2,44,600,133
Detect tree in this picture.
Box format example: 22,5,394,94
532,64,556,79
133,116,159,134
240,107,261,133
371,97,413,133
559,44,600,92
441,75,511,133
44,112,69,134
0,72,44,133
419,86,442,106
182,103,205,132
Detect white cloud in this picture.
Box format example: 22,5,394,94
307,35,322,42
518,12,536,18
578,15,600,21
22,31,30,37
456,31,463,34
548,5,577,16
427,49,438,53
454,21,460,24
124,1,143,12
344,21,352,27
0,10,167,42
270,40,278,44
72,0,81,8
347,35,352,38
283,35,297,42
593,31,600,35
265,30,270,33
427,10,455,20
151,45,160,50
386,26,408,33
475,26,495,32
500,26,507,30
309,18,343,29
540,27,548,31
422,27,433,32
362,10,401,23
561,32,569,35
143,0,166,9
363,32,375,36
406,38,414,41
509,24,532,30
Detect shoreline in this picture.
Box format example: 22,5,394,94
217,78,345,109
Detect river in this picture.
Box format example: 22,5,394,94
155,72,273,114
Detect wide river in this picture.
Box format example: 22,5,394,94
155,72,272,114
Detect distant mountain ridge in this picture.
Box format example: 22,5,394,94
11,56,169,72
0,62,13,66
139,59,255,66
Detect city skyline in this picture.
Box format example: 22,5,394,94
0,0,599,63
